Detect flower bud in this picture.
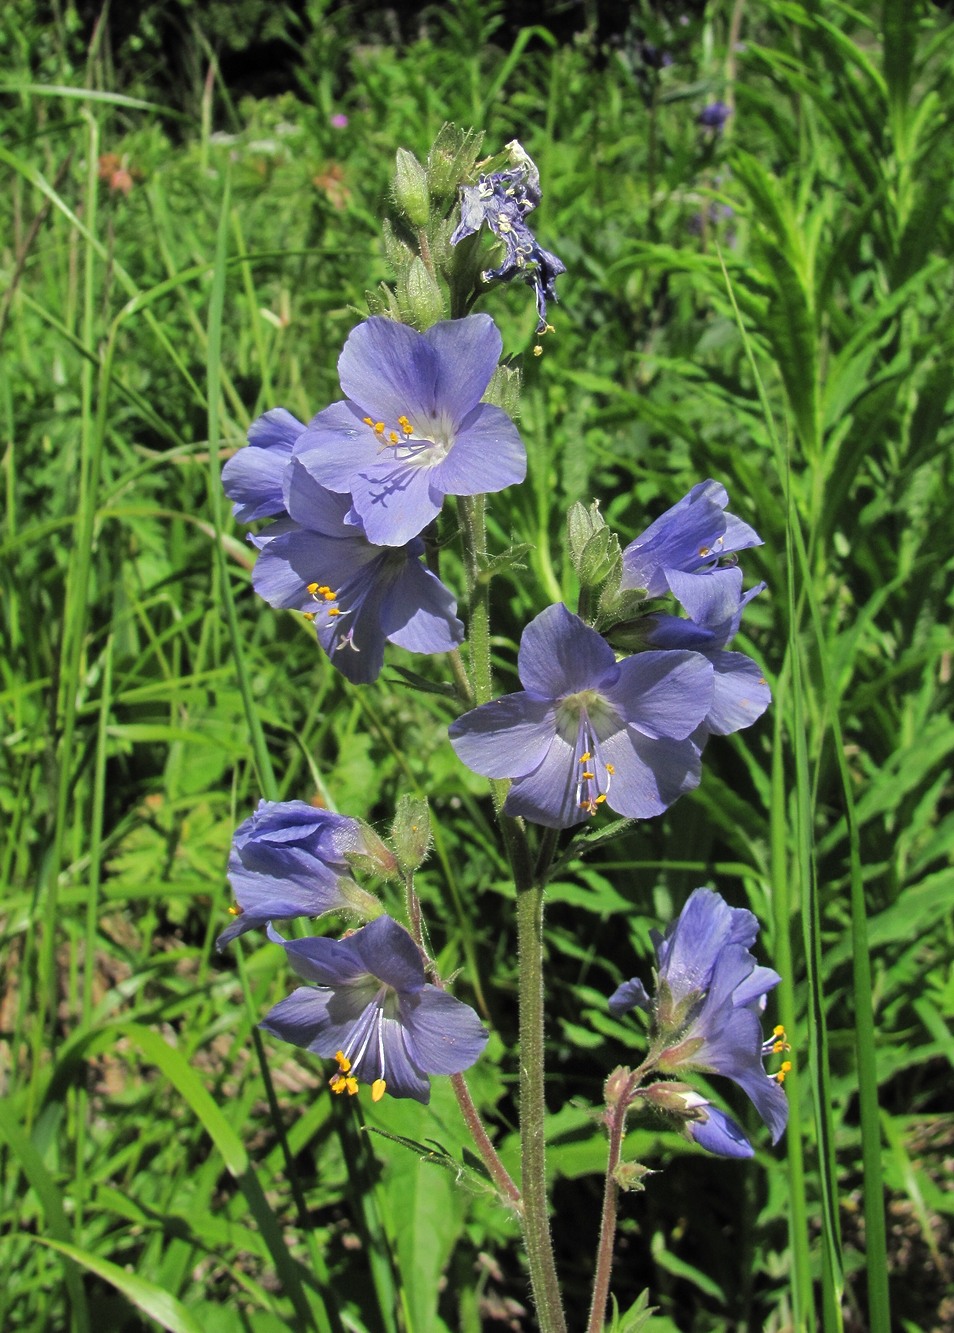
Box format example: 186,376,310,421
400,256,446,329
394,148,430,226
604,1064,633,1108
344,820,399,881
567,502,621,591
391,794,431,875
640,1080,696,1114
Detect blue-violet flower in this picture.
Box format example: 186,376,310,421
217,800,366,951
609,888,789,1154
449,603,713,829
261,915,489,1104
249,457,464,684
292,315,526,547
620,480,761,599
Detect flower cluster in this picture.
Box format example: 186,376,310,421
224,315,526,682
609,888,789,1157
450,482,769,829
450,143,566,333
218,800,487,1104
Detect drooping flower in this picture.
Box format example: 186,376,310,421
261,915,489,1104
222,409,306,522
620,480,761,599
216,800,366,951
449,603,713,829
609,888,789,1153
643,566,771,736
249,457,464,684
450,144,566,333
682,1093,754,1159
291,315,525,548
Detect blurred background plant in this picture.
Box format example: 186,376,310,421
1,1,952,1330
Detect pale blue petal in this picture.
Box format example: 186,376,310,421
424,315,502,425
431,404,527,496
379,559,464,653
608,651,713,741
449,694,557,779
517,603,618,698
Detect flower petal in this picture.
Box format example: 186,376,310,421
401,986,489,1074
449,694,557,779
501,728,585,828
608,977,652,1017
338,318,439,426
293,400,382,495
706,652,772,735
517,603,618,698
351,916,426,993
430,404,527,497
598,729,703,819
608,651,713,741
347,460,442,547
687,1103,754,1158
379,558,464,654
424,315,502,425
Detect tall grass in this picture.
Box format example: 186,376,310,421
2,2,952,1330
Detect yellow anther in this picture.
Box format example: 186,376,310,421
335,1051,352,1073
371,1079,386,1102
389,431,399,443
397,415,412,435
774,1025,785,1036
581,770,595,780
595,793,607,804
606,763,615,775
227,905,242,916
373,421,385,435
307,582,320,594
579,752,592,763
775,1060,793,1084
323,591,336,602
362,416,374,426
328,607,342,616
303,612,315,621
698,546,710,557
533,344,543,356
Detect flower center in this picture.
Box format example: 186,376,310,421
328,984,395,1102
554,693,618,817
360,412,448,467
304,582,360,655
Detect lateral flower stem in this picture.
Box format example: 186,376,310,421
586,1060,652,1333
404,871,521,1209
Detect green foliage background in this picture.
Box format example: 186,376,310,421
1,1,952,1330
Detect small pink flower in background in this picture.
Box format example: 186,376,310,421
330,113,349,129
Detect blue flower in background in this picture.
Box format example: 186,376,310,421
217,800,365,950
292,315,526,547
698,101,732,131
221,408,306,522
261,915,489,1104
249,457,464,684
449,603,713,828
643,567,771,736
620,479,761,599
451,145,566,333
610,888,789,1154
